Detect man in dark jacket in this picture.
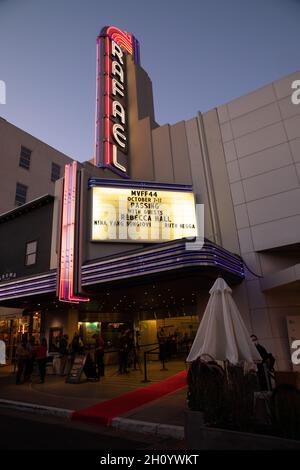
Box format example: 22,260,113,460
93,333,105,378
118,331,129,374
251,334,275,390
58,334,69,376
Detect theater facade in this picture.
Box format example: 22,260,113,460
0,26,299,371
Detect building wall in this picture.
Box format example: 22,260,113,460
0,117,73,214
42,308,79,350
121,66,300,370
217,70,300,370
0,201,54,277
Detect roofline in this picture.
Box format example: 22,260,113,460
0,194,54,223
0,116,74,161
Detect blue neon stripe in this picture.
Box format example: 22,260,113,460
82,258,244,285
0,277,56,295
81,252,243,280
82,242,242,271
0,283,57,300
0,272,56,289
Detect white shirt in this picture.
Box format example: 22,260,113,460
0,340,6,365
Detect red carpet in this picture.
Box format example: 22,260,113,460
72,370,187,426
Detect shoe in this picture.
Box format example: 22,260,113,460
38,380,44,384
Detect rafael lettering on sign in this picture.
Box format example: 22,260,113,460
94,26,140,177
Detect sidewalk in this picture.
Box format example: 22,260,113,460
0,361,188,439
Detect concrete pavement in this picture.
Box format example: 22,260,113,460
0,407,184,450
0,360,188,439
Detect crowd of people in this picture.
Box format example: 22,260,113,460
15,335,48,384
12,326,193,385
9,328,275,393
13,327,141,384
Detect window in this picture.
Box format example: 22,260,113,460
19,146,32,170
15,182,27,206
25,241,37,266
51,163,61,182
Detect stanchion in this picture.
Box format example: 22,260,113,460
141,350,150,383
140,346,169,382
160,354,168,371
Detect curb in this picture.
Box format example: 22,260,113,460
0,399,73,418
0,399,184,439
112,417,184,440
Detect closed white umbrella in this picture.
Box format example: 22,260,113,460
187,277,261,364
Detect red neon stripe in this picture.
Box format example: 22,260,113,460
59,164,70,300
97,26,135,172
59,162,89,303
94,39,100,166
59,163,68,301
65,164,71,300
112,36,132,54
68,161,76,298
106,27,133,55
105,36,111,165
69,162,89,303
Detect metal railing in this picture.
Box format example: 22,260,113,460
141,346,168,383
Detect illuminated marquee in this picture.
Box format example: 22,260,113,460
94,26,140,177
91,184,198,243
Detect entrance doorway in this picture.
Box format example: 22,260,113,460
138,315,198,359
0,311,41,362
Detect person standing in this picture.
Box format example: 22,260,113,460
251,334,275,390
58,334,69,376
36,338,48,384
157,327,167,362
0,335,6,366
15,340,29,384
71,331,84,355
127,330,138,370
118,330,129,374
24,336,36,382
93,333,105,378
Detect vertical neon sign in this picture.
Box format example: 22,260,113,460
58,162,89,303
94,26,140,177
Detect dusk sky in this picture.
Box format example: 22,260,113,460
0,0,300,162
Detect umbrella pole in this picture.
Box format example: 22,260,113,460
224,360,229,385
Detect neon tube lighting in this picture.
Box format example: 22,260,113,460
81,242,243,272
81,259,244,286
94,26,140,169
58,162,89,303
80,248,244,280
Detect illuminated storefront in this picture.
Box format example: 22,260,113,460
0,308,41,361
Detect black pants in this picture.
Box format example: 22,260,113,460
37,358,47,383
16,359,26,384
257,363,271,390
95,350,105,377
60,355,68,375
118,350,128,374
24,357,34,381
159,343,166,362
